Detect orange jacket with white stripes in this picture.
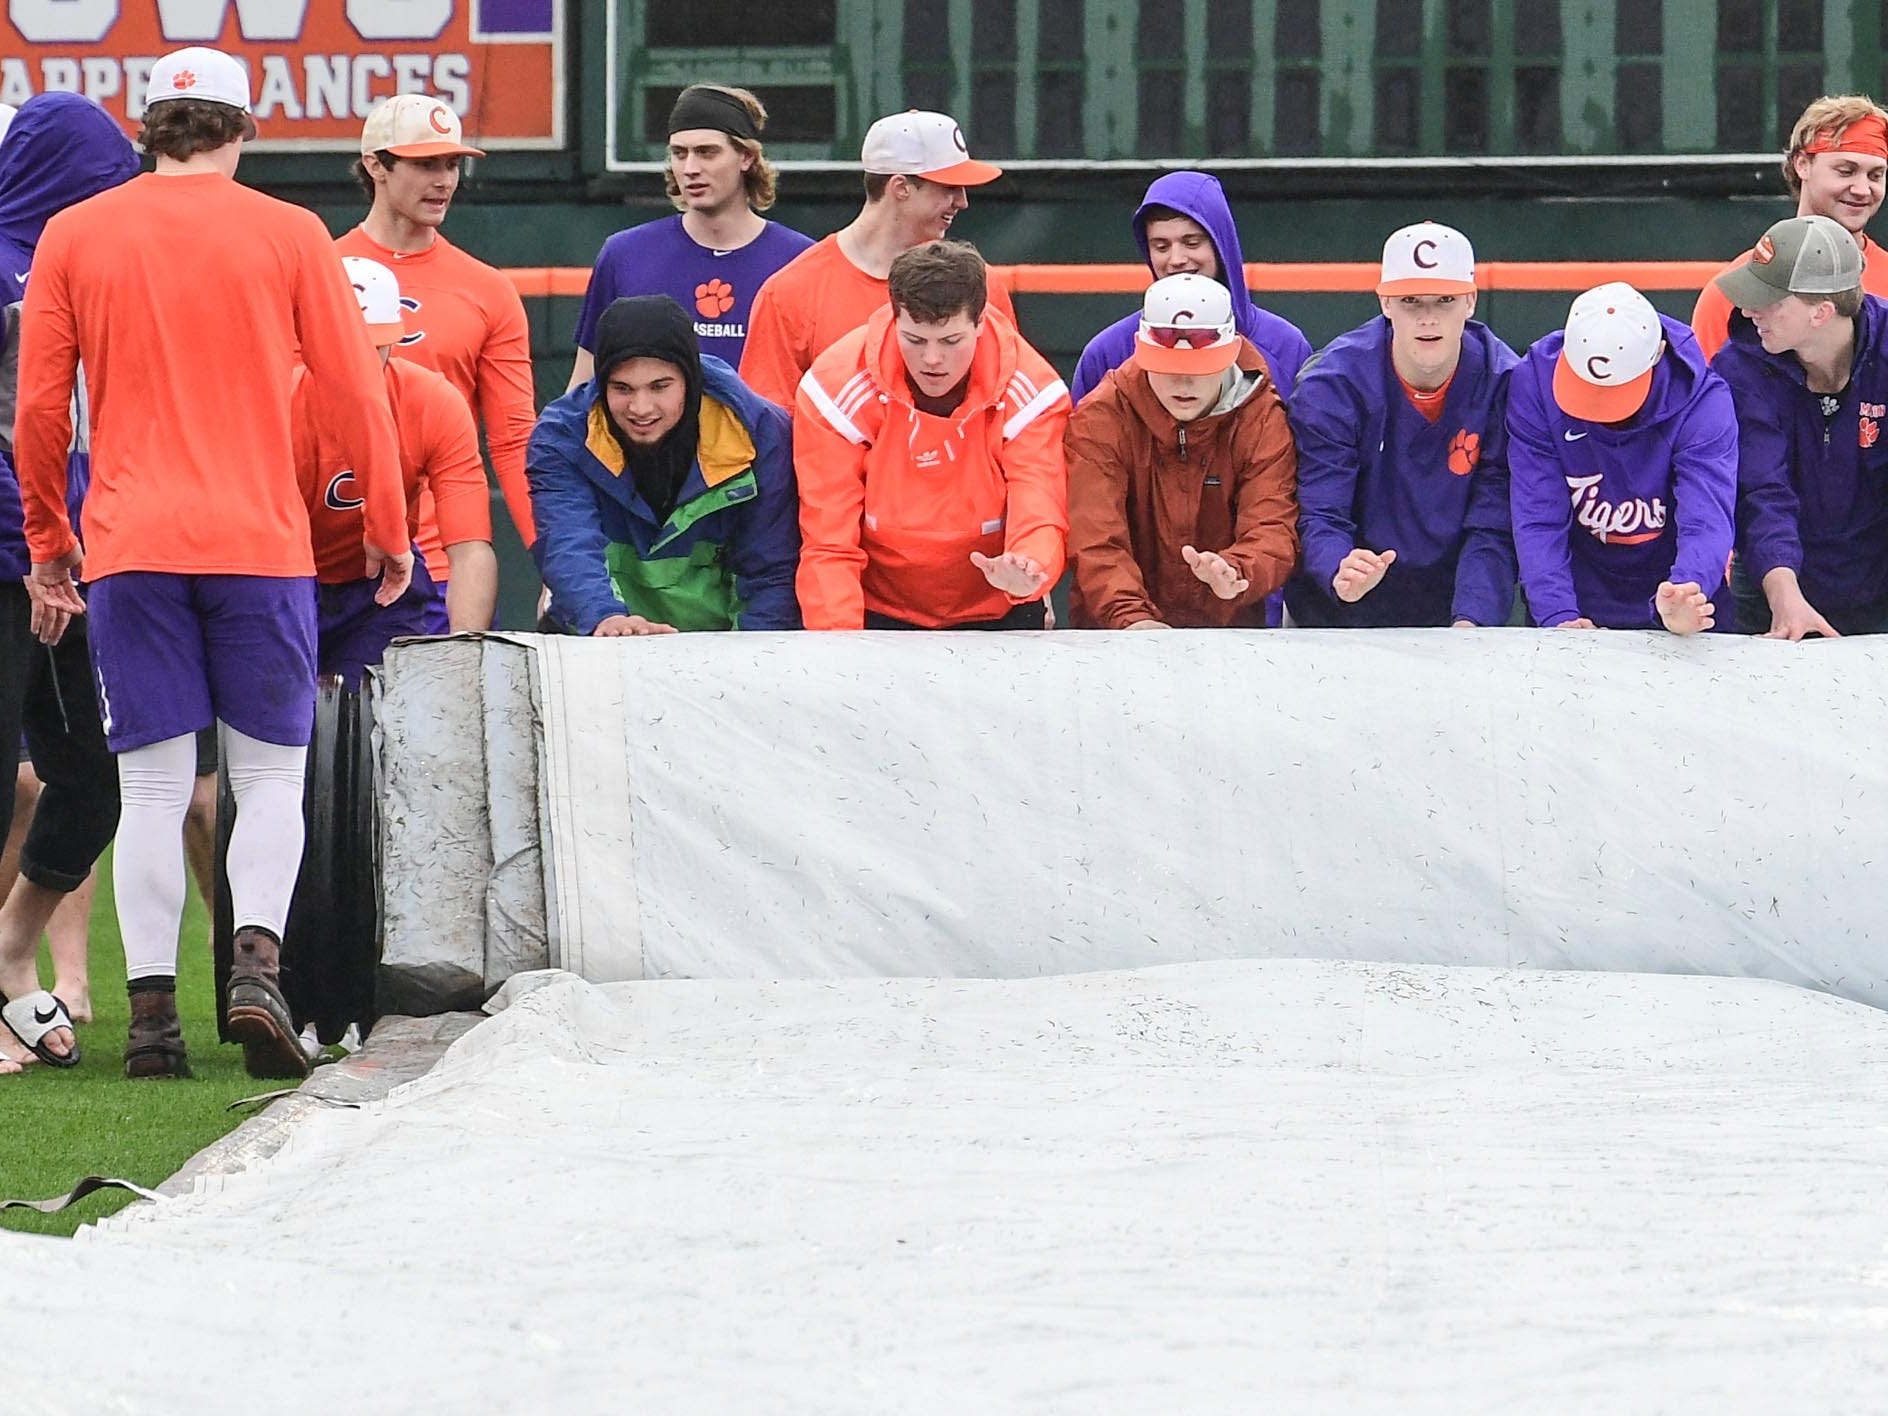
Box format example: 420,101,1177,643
793,304,1071,629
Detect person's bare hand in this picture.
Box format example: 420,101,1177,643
1181,545,1250,601
1655,580,1714,636
593,614,678,637
1332,547,1396,603
970,550,1049,599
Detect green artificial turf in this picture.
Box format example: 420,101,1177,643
0,858,270,1237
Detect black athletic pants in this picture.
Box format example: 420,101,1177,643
0,581,120,891
864,600,1049,631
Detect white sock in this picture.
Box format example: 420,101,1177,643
115,735,197,982
223,726,307,940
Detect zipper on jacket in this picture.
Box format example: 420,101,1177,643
1177,425,1188,461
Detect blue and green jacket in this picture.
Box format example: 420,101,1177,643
527,355,801,632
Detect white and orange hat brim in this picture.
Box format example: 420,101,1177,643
1552,354,1653,423
1376,275,1478,297
382,137,485,158
1135,329,1241,375
915,156,1002,186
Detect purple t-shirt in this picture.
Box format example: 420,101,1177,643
573,215,815,372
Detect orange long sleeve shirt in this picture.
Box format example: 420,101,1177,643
334,227,537,573
739,234,1019,409
294,359,492,584
15,171,403,577
794,305,1069,629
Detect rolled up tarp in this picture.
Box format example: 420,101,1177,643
378,631,1888,1010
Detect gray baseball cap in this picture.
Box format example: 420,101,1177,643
1713,214,1864,309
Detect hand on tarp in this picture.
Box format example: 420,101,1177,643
1760,569,1840,640
366,542,414,607
26,545,84,645
1181,545,1249,601
1655,580,1714,636
971,551,1048,599
1332,547,1395,603
594,614,678,637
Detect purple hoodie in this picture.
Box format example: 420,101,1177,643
0,93,140,579
1507,314,1738,630
1287,316,1519,628
1069,172,1312,406
1711,295,1888,616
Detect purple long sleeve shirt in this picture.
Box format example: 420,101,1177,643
1711,295,1888,615
1507,315,1738,630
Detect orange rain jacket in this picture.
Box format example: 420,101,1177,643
794,305,1070,629
1065,341,1298,629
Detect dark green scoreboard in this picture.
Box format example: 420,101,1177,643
603,0,1888,167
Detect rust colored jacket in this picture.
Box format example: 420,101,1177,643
795,305,1069,629
1066,341,1298,628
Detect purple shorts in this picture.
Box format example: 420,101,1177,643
318,558,442,691
87,572,318,752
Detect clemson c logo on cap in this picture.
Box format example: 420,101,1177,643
1586,354,1612,381
951,124,968,154
1753,236,1776,265
428,105,453,135
1413,239,1438,269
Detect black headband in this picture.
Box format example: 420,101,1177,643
667,88,760,143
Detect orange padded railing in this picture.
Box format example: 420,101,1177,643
503,260,1726,300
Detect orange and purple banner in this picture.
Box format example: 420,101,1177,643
0,0,564,149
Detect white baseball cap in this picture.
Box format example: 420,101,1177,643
342,256,405,346
0,104,16,148
1554,282,1665,423
146,47,257,140
1377,221,1477,296
861,110,1001,186
361,93,484,159
1135,272,1240,375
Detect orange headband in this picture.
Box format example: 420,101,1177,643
1802,114,1888,160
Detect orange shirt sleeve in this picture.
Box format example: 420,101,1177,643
740,268,809,409
294,228,406,562
14,219,79,565
474,273,537,546
793,363,871,629
996,359,1071,593
417,373,493,550
1064,400,1161,629
1690,277,1733,362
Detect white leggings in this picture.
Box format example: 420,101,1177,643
117,727,306,982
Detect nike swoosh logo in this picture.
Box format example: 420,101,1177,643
13,272,27,284
33,1002,58,1025
1564,430,1587,441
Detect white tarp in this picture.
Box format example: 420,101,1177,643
384,631,1886,1005
9,962,1888,1412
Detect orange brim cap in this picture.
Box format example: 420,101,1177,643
1553,352,1654,423
918,157,1002,186
1136,330,1240,375
1376,276,1477,296
366,319,405,347
383,139,485,158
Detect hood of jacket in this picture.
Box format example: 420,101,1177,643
0,92,139,257
1132,171,1258,343
1109,338,1270,444
861,301,1026,417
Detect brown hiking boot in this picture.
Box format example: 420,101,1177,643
226,926,310,1081
125,988,190,1079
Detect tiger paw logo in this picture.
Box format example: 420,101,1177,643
1862,416,1880,449
695,279,735,319
1447,428,1481,475
172,69,197,90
